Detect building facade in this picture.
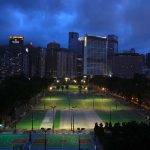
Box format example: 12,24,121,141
46,42,60,77
57,48,68,78
22,43,41,77
146,53,150,68
83,34,108,76
112,53,145,78
68,32,79,53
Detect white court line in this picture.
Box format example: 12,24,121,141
59,110,104,129
40,110,55,129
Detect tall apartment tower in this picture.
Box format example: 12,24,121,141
146,53,150,68
77,37,84,77
68,32,79,53
46,42,60,77
57,48,68,78
6,36,24,76
107,35,118,76
107,34,118,58
84,34,107,76
22,43,41,77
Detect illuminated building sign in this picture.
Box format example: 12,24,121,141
9,36,24,45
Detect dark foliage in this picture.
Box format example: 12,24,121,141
90,74,150,106
0,75,53,119
94,121,150,150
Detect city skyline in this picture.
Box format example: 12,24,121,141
0,0,150,54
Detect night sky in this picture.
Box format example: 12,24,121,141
0,0,150,54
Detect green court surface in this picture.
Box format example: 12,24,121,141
0,134,28,149
0,133,94,150
54,110,61,128
36,94,106,110
15,85,146,130
16,110,46,130
31,134,93,149
95,97,145,124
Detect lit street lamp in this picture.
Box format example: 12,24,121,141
14,120,16,133
68,93,71,110
50,106,56,133
71,106,77,133
77,128,85,150
93,95,95,109
30,105,34,132
109,106,112,123
41,128,51,150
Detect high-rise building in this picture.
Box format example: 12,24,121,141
68,32,79,53
57,48,68,78
0,36,25,77
107,35,118,76
112,53,144,78
67,51,77,78
146,53,150,68
46,42,60,77
39,48,46,78
22,43,41,77
84,34,107,76
107,35,118,58
9,36,24,46
77,37,84,77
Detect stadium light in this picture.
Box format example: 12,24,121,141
71,106,77,133
77,128,85,150
93,96,95,110
50,106,56,133
41,128,51,150
30,105,34,132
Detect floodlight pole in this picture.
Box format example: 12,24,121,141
71,109,72,131
50,106,56,133
41,128,51,150
30,105,34,132
77,128,85,150
93,96,95,109
14,120,16,133
31,111,34,132
72,106,76,134
73,110,74,133
109,106,112,123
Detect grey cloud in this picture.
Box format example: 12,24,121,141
0,0,150,53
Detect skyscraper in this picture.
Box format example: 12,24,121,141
22,43,41,77
9,36,24,46
107,34,118,58
57,48,68,78
0,36,25,77
68,32,79,53
107,35,118,76
84,34,107,76
112,53,144,78
46,42,60,77
77,37,84,77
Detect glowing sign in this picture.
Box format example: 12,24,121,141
9,36,24,45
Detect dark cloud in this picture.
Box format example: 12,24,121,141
0,0,150,53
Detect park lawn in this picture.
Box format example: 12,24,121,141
16,110,46,130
